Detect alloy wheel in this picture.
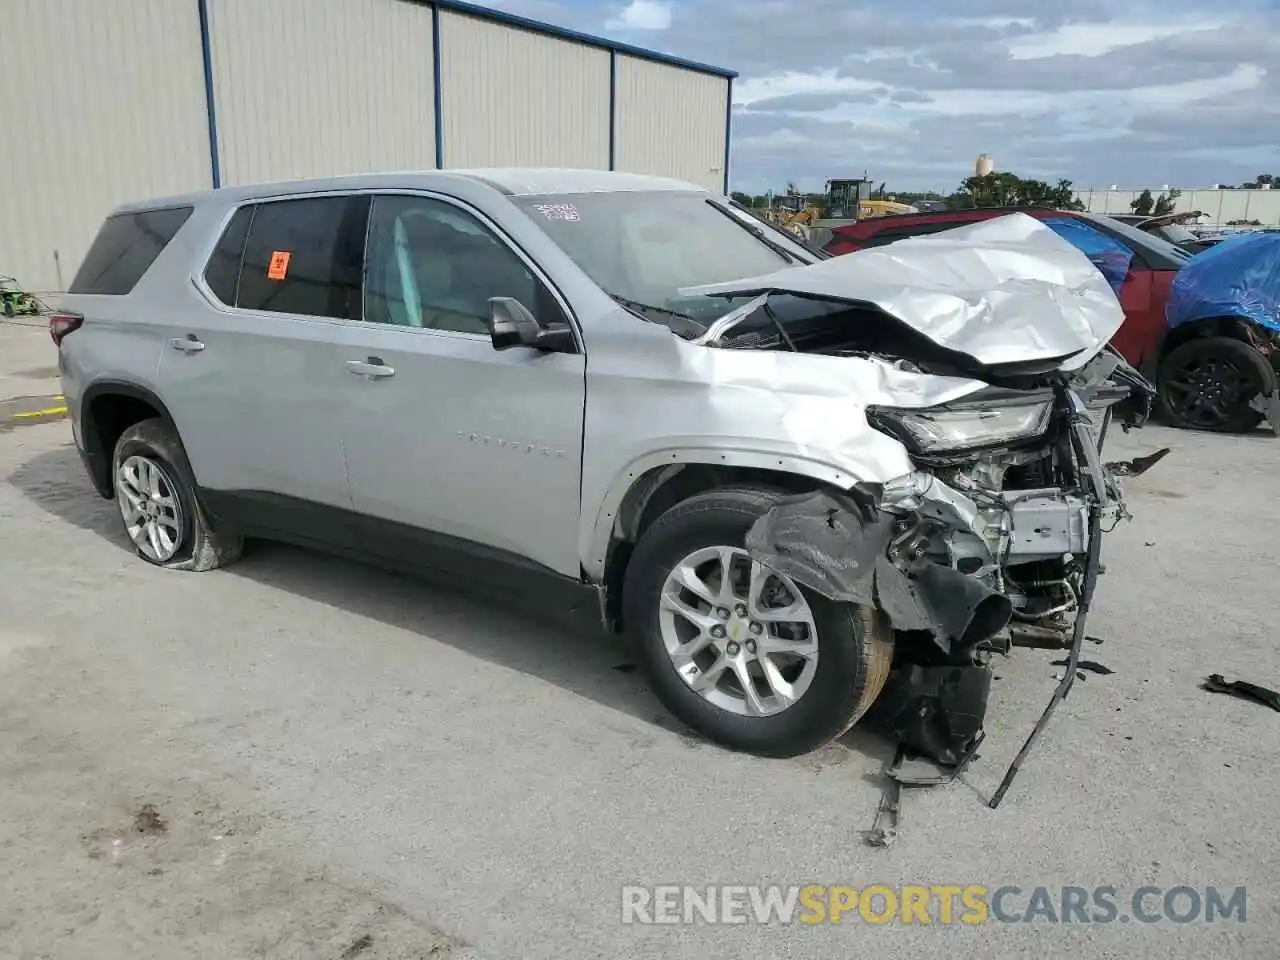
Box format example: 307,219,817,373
1163,356,1252,429
658,545,819,717
116,455,185,563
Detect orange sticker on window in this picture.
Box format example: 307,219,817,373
267,250,291,280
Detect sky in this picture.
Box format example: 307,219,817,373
485,0,1280,194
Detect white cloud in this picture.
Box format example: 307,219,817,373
734,70,880,106
1005,19,1223,59
605,0,671,31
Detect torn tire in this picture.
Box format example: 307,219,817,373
111,418,243,572
622,484,894,758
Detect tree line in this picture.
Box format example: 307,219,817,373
730,171,1280,218
731,172,1085,212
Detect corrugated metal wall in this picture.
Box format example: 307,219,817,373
208,0,437,186
615,56,728,192
438,11,610,169
1,0,734,295
0,0,212,294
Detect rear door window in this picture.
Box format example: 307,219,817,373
70,206,194,295
235,196,370,320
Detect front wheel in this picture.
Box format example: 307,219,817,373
1157,336,1272,433
622,486,894,758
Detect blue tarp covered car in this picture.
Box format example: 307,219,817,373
1041,221,1280,435
1157,233,1280,434
1166,232,1280,335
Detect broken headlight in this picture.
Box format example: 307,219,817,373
869,395,1053,453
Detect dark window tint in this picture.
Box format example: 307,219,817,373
69,206,193,295
203,206,254,305
236,196,370,319
364,194,561,335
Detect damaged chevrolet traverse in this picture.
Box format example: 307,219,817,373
553,202,1154,762
60,171,1154,768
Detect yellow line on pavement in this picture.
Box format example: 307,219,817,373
12,405,68,419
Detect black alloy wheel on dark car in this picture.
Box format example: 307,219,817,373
1156,336,1272,433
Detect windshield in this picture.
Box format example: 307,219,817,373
514,191,813,326
1087,213,1192,268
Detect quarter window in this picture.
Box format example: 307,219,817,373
70,206,193,295
363,195,551,335
235,196,370,320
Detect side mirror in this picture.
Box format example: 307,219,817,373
487,297,575,353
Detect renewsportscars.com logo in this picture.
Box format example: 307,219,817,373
621,884,1247,926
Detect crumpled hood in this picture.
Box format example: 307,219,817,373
683,213,1125,370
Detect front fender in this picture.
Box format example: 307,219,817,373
580,443,911,581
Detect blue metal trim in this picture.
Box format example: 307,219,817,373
421,0,737,79
722,77,732,195
608,51,617,171
432,3,444,168
196,0,221,188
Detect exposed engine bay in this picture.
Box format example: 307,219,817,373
734,331,1158,799
671,214,1163,805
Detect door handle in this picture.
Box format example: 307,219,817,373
169,336,205,354
345,357,396,380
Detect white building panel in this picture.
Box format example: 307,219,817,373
208,0,436,186
0,0,211,294
1077,188,1280,225
1217,191,1252,224
615,56,729,192
438,11,610,169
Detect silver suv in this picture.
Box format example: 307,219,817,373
55,169,1153,761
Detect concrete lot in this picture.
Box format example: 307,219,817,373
3,320,1278,958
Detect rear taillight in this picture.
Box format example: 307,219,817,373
49,312,83,346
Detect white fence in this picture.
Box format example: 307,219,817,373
1073,188,1280,226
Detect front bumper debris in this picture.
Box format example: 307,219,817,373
744,384,1159,811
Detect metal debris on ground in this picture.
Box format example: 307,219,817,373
867,736,985,847
1105,447,1172,478
1052,658,1115,676
1202,674,1280,713
867,778,901,848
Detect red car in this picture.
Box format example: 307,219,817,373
825,207,1277,433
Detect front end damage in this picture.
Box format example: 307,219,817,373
743,353,1157,803
684,213,1165,804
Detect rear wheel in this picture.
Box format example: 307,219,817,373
623,485,894,758
112,418,243,571
1157,336,1272,433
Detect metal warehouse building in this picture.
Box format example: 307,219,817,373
1,0,735,294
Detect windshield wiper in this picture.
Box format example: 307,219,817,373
706,200,800,264
606,292,706,338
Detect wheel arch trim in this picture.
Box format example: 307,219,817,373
79,380,181,498
582,448,874,582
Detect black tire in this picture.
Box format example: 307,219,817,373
622,485,894,758
111,418,243,571
1157,336,1272,433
